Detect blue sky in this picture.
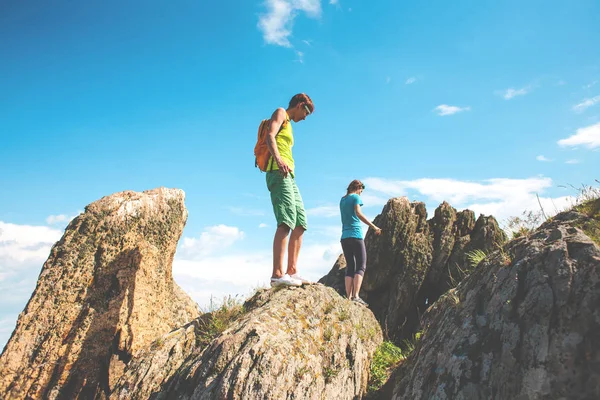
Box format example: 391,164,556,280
1,0,599,348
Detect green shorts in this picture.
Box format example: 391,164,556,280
266,171,308,230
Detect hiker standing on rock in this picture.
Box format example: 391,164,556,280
339,180,381,305
261,93,314,287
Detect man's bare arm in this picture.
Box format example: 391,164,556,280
265,108,291,176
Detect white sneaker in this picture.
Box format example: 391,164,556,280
290,273,311,284
270,274,302,287
352,297,369,306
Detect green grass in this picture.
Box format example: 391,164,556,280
368,341,405,393
569,181,600,245
465,249,488,268
323,327,334,341
574,197,600,245
323,365,340,382
338,306,350,322
196,295,246,348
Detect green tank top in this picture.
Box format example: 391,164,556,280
268,113,295,174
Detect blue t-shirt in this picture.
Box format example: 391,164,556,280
340,193,364,240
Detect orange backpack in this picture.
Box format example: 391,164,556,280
254,118,287,172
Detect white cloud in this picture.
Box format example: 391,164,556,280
173,238,341,308
364,176,552,205
0,314,19,351
405,77,416,85
179,225,245,258
565,159,580,164
572,96,600,113
302,39,312,46
295,50,305,63
433,104,471,116
259,223,269,228
45,211,81,225
258,0,322,47
497,86,530,100
0,222,62,263
359,192,388,208
307,205,339,217
362,176,571,222
46,214,68,225
584,80,597,89
467,195,575,225
0,222,64,349
536,155,552,162
329,0,339,4
557,122,600,149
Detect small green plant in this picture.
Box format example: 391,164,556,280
323,365,339,382
465,249,488,268
151,336,165,350
338,307,350,322
495,242,512,266
505,210,544,239
323,326,334,341
295,365,310,381
448,289,460,305
368,341,405,393
564,180,600,245
323,301,335,314
196,295,246,348
413,330,423,342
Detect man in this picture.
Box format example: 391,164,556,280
265,93,314,287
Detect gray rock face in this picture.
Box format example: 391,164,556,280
320,198,506,343
112,284,383,400
0,188,200,400
318,254,346,295
391,209,600,399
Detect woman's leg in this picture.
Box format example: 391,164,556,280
352,239,367,298
341,239,356,298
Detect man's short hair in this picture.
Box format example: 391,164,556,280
289,93,314,113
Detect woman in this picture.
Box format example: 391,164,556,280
339,179,382,306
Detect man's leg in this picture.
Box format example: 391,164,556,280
286,178,308,278
285,226,304,276
272,224,291,278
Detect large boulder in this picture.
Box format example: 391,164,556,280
0,188,200,400
320,198,505,343
111,284,383,400
390,206,600,399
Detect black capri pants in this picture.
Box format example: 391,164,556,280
341,238,367,277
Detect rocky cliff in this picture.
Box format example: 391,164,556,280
0,188,383,400
0,188,200,399
387,200,600,399
2,187,598,400
111,284,382,400
320,198,506,343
